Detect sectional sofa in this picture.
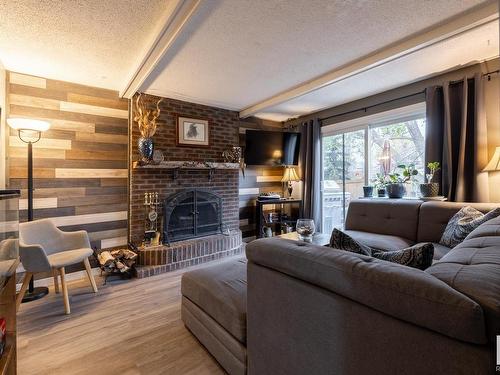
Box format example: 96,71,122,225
181,200,500,375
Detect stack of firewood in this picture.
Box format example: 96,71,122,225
97,248,137,274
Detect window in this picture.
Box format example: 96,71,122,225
369,118,426,183
321,104,426,234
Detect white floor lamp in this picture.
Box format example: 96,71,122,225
7,118,51,302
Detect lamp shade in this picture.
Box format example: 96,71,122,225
281,166,300,182
7,118,50,132
483,147,500,172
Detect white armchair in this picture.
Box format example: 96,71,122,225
17,219,98,314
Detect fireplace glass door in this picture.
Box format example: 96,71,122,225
163,189,222,244
167,191,196,240
196,191,221,236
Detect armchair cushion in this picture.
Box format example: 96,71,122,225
47,248,93,269
19,242,51,273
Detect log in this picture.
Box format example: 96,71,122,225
97,248,137,275
98,251,115,267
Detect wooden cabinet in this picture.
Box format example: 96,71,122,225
0,272,18,375
0,190,20,375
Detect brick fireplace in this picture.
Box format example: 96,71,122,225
129,95,243,277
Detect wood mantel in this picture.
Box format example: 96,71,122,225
132,161,239,170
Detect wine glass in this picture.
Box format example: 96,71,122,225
296,219,315,242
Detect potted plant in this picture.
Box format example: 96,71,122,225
362,185,374,198
386,164,418,199
420,161,440,197
372,173,387,197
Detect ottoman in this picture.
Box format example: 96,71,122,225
181,257,247,375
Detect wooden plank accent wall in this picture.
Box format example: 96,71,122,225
6,72,129,251
238,122,285,241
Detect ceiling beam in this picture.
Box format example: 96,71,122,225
120,0,201,99
239,1,499,118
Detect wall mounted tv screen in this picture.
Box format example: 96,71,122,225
244,130,301,166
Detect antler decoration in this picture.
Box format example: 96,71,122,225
134,93,164,138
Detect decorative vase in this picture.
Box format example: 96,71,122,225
386,183,406,199
363,186,373,198
138,137,154,162
296,218,315,242
419,183,439,197
377,188,386,197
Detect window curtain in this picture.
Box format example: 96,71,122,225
300,118,322,231
425,74,489,202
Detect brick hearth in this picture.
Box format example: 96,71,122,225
135,231,243,278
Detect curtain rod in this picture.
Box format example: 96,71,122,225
448,69,500,85
319,90,425,123
319,69,499,123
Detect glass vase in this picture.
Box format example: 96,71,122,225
296,219,315,242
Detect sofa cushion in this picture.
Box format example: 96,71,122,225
181,257,247,343
426,243,450,260
426,235,500,343
247,238,487,344
345,199,422,242
343,230,414,251
465,215,500,240
439,206,500,248
417,201,500,243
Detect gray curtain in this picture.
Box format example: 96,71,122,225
300,118,322,231
425,74,489,202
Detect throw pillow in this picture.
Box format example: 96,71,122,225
371,243,434,271
328,229,434,270
439,207,500,248
329,228,372,256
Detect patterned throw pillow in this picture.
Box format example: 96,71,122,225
328,229,434,270
439,207,500,248
329,228,372,256
371,243,434,271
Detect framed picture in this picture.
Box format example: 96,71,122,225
176,115,210,147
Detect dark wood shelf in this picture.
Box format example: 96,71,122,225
256,199,303,238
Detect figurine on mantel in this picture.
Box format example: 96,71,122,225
222,146,245,176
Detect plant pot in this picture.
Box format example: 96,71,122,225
420,183,439,197
363,186,373,198
377,188,386,197
386,183,406,199
138,137,154,162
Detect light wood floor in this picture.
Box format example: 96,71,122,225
17,262,228,375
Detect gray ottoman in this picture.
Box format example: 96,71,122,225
181,257,247,375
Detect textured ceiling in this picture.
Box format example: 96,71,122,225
0,0,170,90
259,20,499,121
143,0,493,116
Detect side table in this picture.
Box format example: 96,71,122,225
277,231,331,246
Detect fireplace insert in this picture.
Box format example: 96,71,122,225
163,189,222,244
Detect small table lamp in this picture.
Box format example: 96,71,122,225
7,117,51,303
282,166,300,198
483,147,500,172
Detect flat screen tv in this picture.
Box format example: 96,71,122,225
244,130,301,166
